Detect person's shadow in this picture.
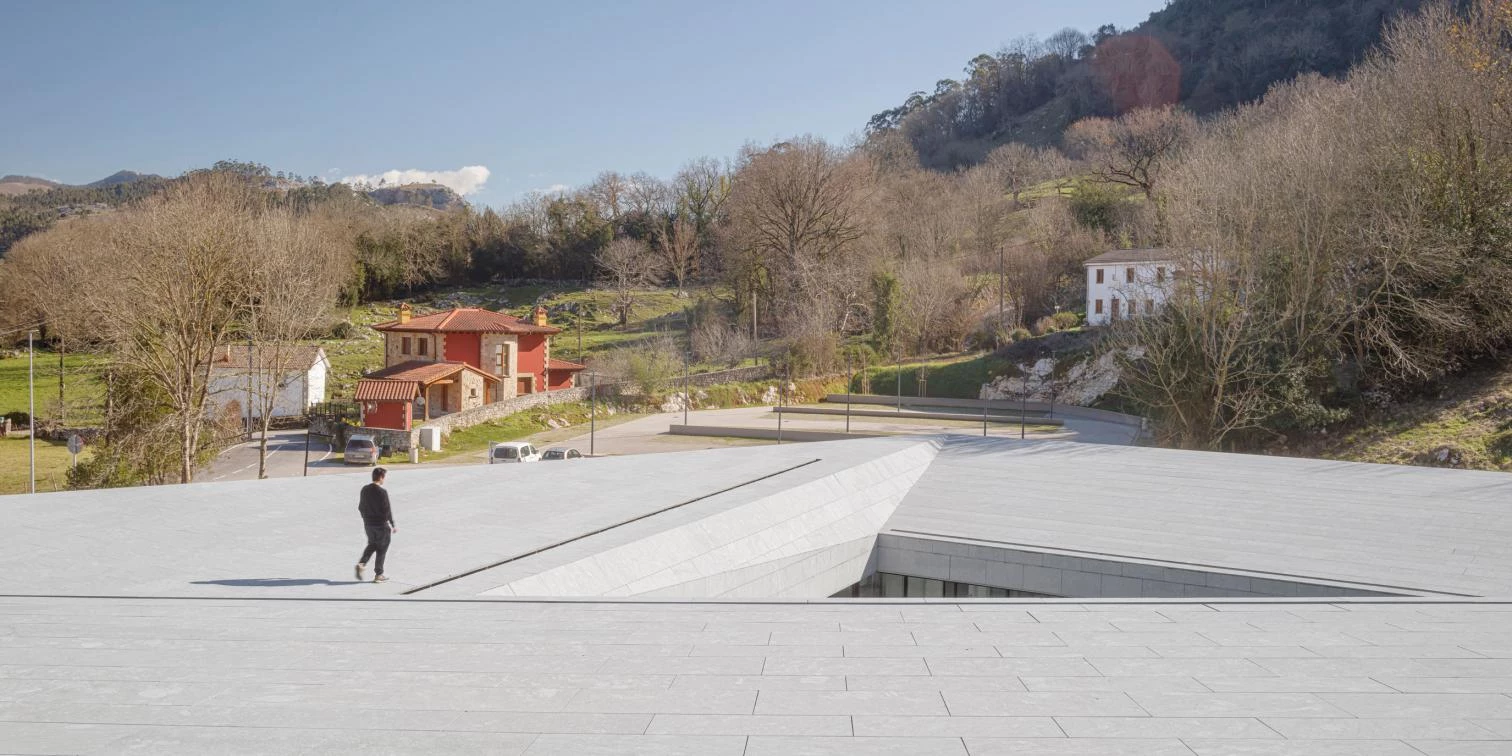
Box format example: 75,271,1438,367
191,578,366,587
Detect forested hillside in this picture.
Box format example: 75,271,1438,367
867,0,1430,169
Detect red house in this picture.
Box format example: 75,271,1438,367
355,304,586,430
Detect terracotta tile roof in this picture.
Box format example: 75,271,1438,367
207,345,326,372
547,358,587,372
364,360,471,384
353,379,419,403
1084,248,1180,265
373,307,560,335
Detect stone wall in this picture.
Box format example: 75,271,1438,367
417,364,775,441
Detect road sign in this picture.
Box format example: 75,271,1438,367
67,434,83,455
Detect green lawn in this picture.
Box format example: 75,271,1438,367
0,436,87,494
0,352,105,426
855,354,1003,400
393,401,642,464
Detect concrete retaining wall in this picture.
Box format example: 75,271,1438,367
876,532,1401,599
669,424,885,443
778,406,1064,427
825,393,1142,428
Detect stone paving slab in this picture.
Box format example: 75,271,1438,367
0,597,1506,753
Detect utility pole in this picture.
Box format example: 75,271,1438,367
577,314,583,362
589,371,597,456
27,330,37,494
983,402,989,437
751,286,758,343
998,244,1006,348
303,428,311,477
682,349,690,427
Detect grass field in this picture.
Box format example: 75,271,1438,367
0,436,88,494
0,352,105,426
854,354,1004,400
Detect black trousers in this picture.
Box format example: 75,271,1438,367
359,525,391,576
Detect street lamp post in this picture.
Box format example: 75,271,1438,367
27,330,37,494
845,354,852,434
589,371,597,456
683,349,690,427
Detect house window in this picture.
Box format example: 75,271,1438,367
1095,269,1105,284
1111,298,1121,318
401,337,411,356
1128,300,1136,316
1126,267,1135,283
418,338,428,357
1156,266,1167,282
1095,299,1104,315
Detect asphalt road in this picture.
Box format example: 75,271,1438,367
204,429,350,482
205,403,1140,480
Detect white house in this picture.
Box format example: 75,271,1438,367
1084,249,1179,326
207,345,329,421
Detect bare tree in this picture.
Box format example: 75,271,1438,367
726,137,873,337
654,214,699,294
1066,106,1196,200
597,237,660,326
85,174,259,483
241,209,346,479
983,142,1071,208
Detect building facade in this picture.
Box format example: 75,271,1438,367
1084,249,1179,326
207,345,329,421
355,305,585,431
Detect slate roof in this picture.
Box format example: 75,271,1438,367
1084,248,1180,265
206,344,326,372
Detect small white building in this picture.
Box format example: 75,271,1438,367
1084,249,1179,326
207,345,329,421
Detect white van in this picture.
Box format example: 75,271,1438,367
489,441,540,464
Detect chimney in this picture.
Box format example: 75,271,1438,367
398,303,413,325
533,305,548,328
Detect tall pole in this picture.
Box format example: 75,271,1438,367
751,286,758,343
303,428,311,477
895,358,901,413
983,402,988,437
245,338,254,441
682,349,690,427
577,315,583,362
998,244,1006,347
1021,392,1027,440
27,331,36,494
845,354,852,434
589,371,597,456
776,374,784,445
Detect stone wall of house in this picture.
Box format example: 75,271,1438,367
459,370,488,411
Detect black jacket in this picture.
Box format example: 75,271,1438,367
358,483,394,527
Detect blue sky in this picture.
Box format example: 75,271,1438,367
3,0,1163,207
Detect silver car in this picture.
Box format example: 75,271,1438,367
541,447,583,461
343,434,379,465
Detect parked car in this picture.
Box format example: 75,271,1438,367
541,447,583,461
489,441,541,464
344,434,379,466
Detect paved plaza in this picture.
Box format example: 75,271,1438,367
3,435,1512,753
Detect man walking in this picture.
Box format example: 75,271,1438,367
356,467,396,583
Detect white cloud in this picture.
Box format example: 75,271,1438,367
339,165,491,195
531,183,569,195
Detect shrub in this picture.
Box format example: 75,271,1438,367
784,332,843,377
1032,316,1058,336
1051,311,1080,331
2,411,30,428
1009,328,1033,343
